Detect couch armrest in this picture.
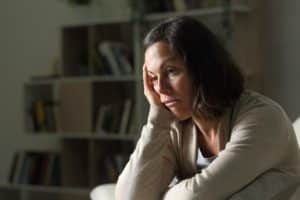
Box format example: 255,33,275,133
90,183,116,200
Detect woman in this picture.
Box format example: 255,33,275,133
115,16,300,200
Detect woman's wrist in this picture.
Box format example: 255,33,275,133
147,104,175,127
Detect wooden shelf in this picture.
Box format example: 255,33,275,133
144,5,250,22
64,16,133,27
27,75,137,85
60,75,137,82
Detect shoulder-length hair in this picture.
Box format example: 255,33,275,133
143,16,244,119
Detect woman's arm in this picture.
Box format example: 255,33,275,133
115,105,177,200
163,105,292,200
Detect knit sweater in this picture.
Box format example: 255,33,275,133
115,90,300,200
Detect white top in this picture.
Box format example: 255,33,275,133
196,149,216,170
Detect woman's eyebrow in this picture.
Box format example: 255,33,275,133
163,55,177,63
160,56,177,68
146,55,178,75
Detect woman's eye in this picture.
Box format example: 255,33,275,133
149,76,157,82
166,68,179,77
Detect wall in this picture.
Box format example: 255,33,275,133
232,0,268,93
0,0,130,183
265,0,300,120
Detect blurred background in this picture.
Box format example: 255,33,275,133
0,0,299,199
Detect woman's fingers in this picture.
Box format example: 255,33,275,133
143,64,150,93
143,64,161,105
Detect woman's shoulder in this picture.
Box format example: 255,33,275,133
231,90,293,137
239,90,281,108
234,90,288,120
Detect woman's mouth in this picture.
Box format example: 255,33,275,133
163,99,179,107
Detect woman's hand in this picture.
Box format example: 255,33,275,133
143,64,161,106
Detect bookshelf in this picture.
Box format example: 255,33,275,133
3,0,257,199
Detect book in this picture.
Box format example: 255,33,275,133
8,152,19,183
10,150,62,186
126,104,138,135
173,0,186,11
92,46,113,75
49,154,61,186
111,43,133,74
34,99,47,132
40,153,52,185
18,154,32,184
98,42,122,75
199,0,218,8
30,99,58,132
97,103,124,134
106,103,123,134
118,99,133,135
13,151,26,184
95,105,110,132
183,0,204,9
27,153,41,184
44,101,57,132
98,41,133,75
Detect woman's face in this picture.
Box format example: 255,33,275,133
145,41,194,120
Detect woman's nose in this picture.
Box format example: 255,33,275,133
156,78,170,94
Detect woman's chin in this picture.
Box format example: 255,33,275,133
170,110,191,121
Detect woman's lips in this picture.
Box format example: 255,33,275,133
163,99,179,107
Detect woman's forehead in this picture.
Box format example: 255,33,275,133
145,42,184,71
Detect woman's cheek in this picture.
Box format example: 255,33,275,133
153,83,159,94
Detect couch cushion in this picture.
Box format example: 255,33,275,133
293,118,300,146
90,183,116,200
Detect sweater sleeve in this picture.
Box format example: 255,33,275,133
115,105,177,200
163,105,290,200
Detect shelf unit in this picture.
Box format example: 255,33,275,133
2,1,254,199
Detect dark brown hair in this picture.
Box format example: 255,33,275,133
144,16,244,119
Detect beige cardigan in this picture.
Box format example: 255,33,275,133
115,90,300,200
